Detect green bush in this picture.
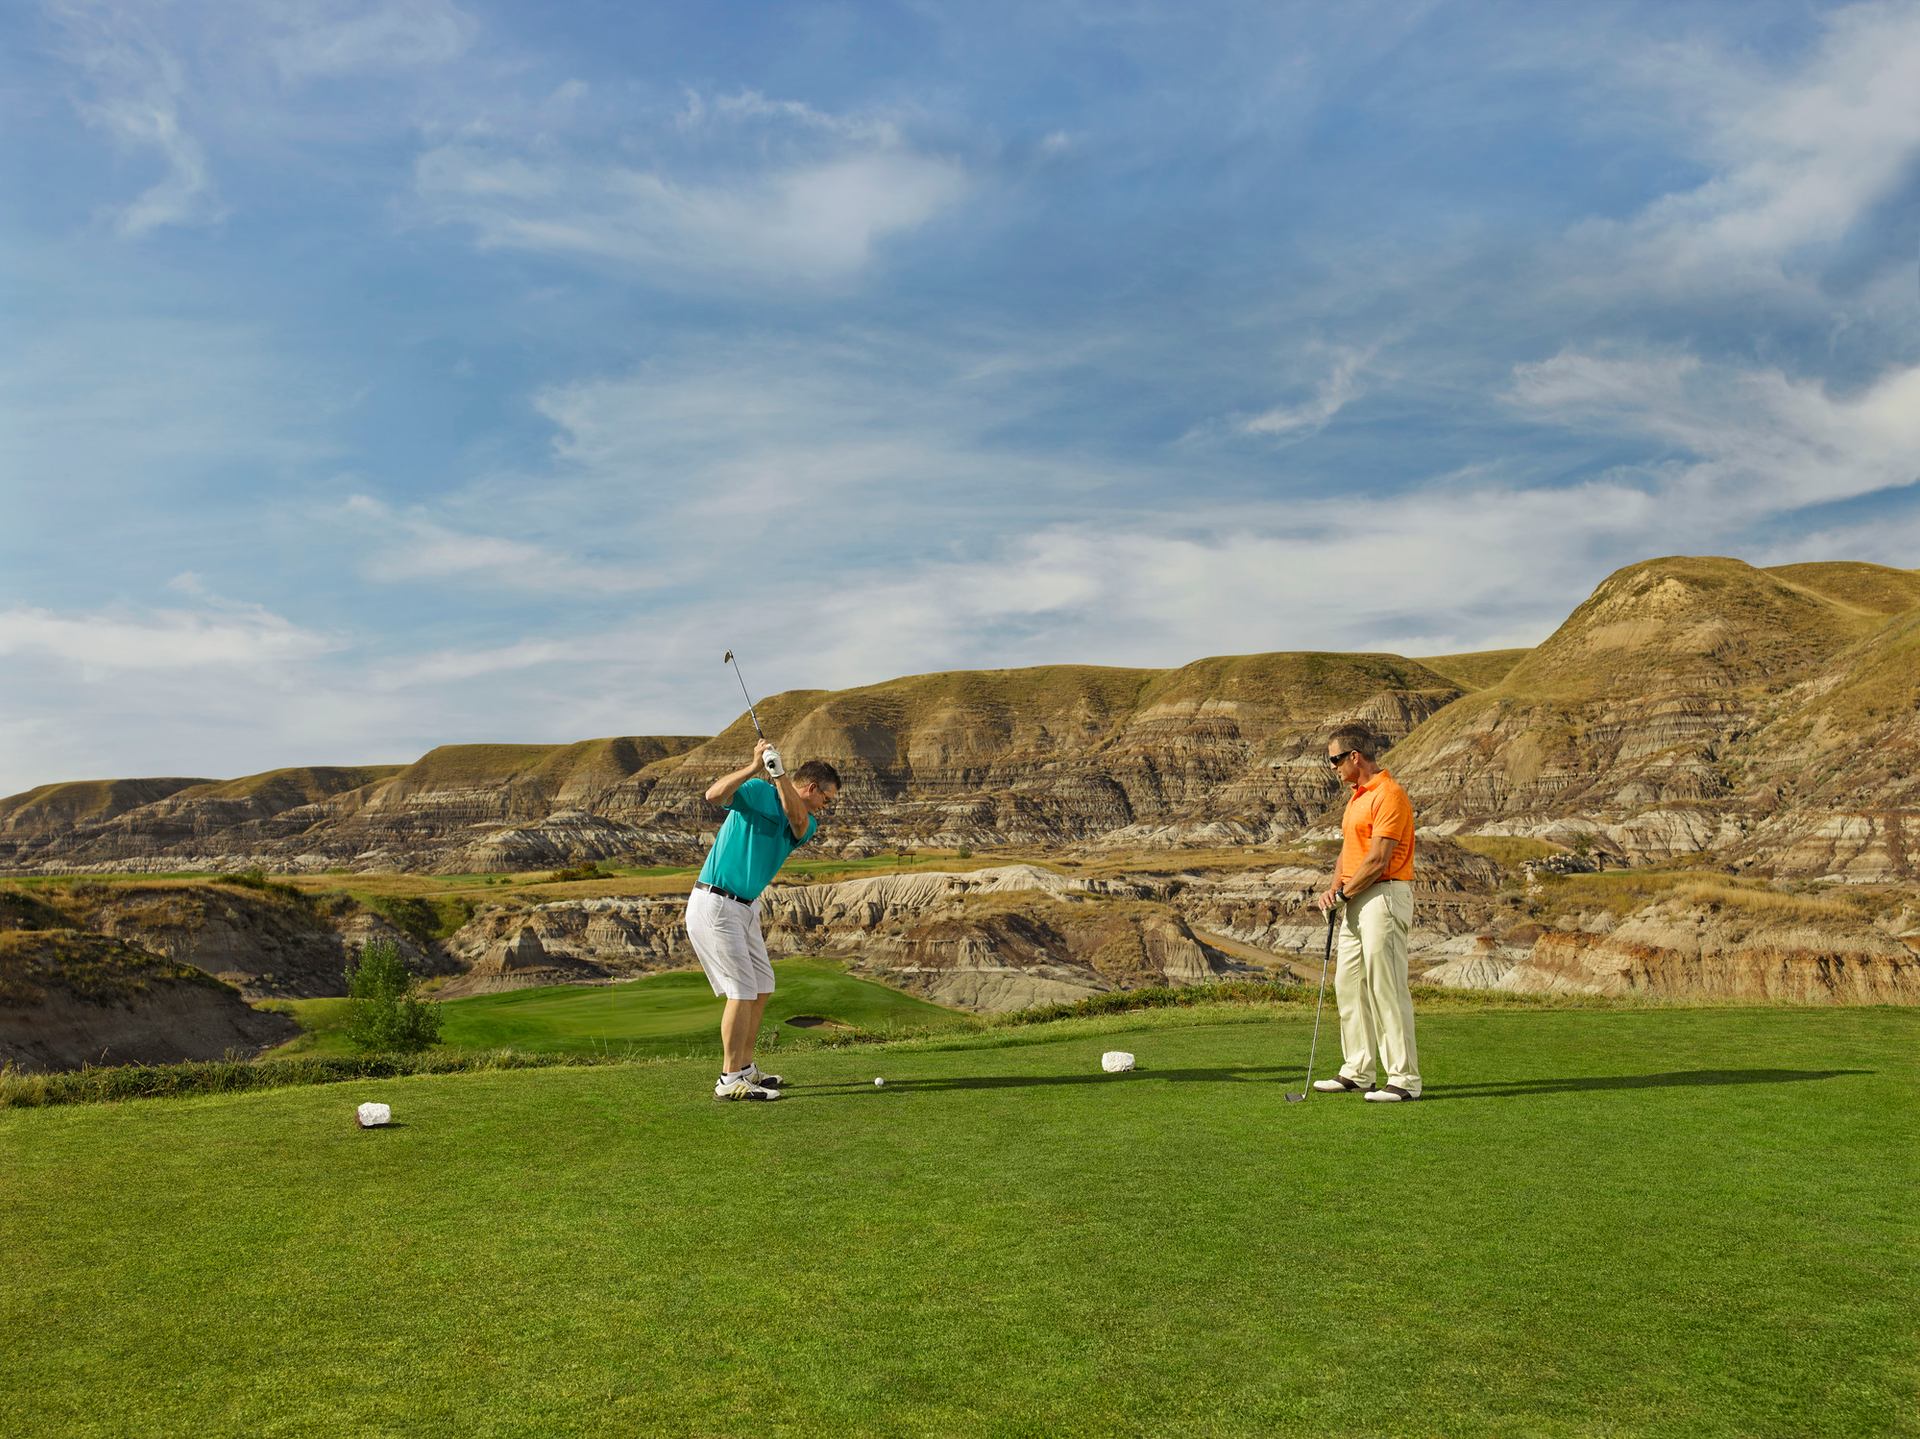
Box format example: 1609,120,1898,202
214,869,311,904
361,895,437,944
343,939,442,1054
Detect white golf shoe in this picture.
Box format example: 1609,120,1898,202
1313,1076,1373,1093
743,1062,786,1089
714,1075,781,1102
1363,1084,1421,1102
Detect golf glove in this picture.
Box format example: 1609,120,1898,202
762,745,785,778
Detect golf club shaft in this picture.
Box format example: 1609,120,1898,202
725,653,765,739
1299,906,1337,1095
1288,899,1340,1101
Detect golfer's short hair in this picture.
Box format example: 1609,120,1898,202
795,759,842,790
1327,725,1382,761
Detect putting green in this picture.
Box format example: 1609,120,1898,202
3,1004,1914,1437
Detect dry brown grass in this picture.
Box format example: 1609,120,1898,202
1763,561,1920,618
1452,835,1565,867
1524,867,1909,927
1414,649,1531,692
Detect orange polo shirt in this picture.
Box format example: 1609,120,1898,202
1338,768,1415,888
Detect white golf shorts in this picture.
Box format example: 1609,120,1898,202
684,886,775,1000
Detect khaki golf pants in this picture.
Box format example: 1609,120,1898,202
1334,880,1421,1095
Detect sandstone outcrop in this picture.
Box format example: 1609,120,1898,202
3,556,1917,892
19,548,1919,1071
0,655,1459,872
432,865,1249,1011
1390,558,1920,878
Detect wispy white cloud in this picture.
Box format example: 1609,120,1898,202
364,635,600,688
1582,0,1920,290
702,88,903,145
770,475,1662,690
48,0,225,235
0,602,340,672
264,0,477,80
1238,345,1374,438
343,494,656,593
415,86,969,287
1509,350,1920,516
416,144,967,285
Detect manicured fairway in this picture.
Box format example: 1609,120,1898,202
271,958,970,1058
5,1005,1916,1438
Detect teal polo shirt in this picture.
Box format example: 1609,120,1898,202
697,778,817,902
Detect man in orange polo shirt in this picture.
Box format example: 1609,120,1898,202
1313,724,1422,1101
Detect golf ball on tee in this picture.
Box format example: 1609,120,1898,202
874,1077,886,1087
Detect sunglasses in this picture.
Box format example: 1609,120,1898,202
1327,750,1358,767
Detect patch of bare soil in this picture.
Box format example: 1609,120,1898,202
0,931,296,1071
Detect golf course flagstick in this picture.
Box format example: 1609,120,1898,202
1285,897,1342,1103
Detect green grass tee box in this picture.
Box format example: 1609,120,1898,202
268,959,970,1059
4,1005,1917,1438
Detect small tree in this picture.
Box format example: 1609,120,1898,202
343,939,442,1054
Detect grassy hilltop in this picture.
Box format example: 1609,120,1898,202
4,1001,1915,1438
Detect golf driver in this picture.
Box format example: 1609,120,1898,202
1285,894,1343,1103
722,650,783,777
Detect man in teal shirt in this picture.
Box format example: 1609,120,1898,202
686,739,841,1101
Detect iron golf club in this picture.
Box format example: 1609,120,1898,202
1285,895,1342,1103
723,651,784,776
722,650,764,739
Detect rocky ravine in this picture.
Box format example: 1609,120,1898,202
7,843,1917,1072
438,865,1256,1011
432,847,1920,1010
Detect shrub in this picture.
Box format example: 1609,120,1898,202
342,939,442,1054
215,869,311,904
363,895,439,945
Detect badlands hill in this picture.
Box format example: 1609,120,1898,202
3,555,1917,883
2,653,1464,872
11,553,1919,1072
1392,556,1920,877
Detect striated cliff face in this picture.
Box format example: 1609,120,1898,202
1395,557,1920,877
436,865,1248,1011
1,655,1460,872
636,654,1462,852
420,854,1920,1012
4,555,1919,885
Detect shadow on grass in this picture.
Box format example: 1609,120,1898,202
784,1067,1872,1102
788,1066,1292,1098
1412,1068,1872,1102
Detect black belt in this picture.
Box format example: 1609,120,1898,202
694,881,753,905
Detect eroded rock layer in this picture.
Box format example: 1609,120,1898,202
4,556,1919,884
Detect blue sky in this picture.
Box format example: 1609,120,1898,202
3,0,1918,795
